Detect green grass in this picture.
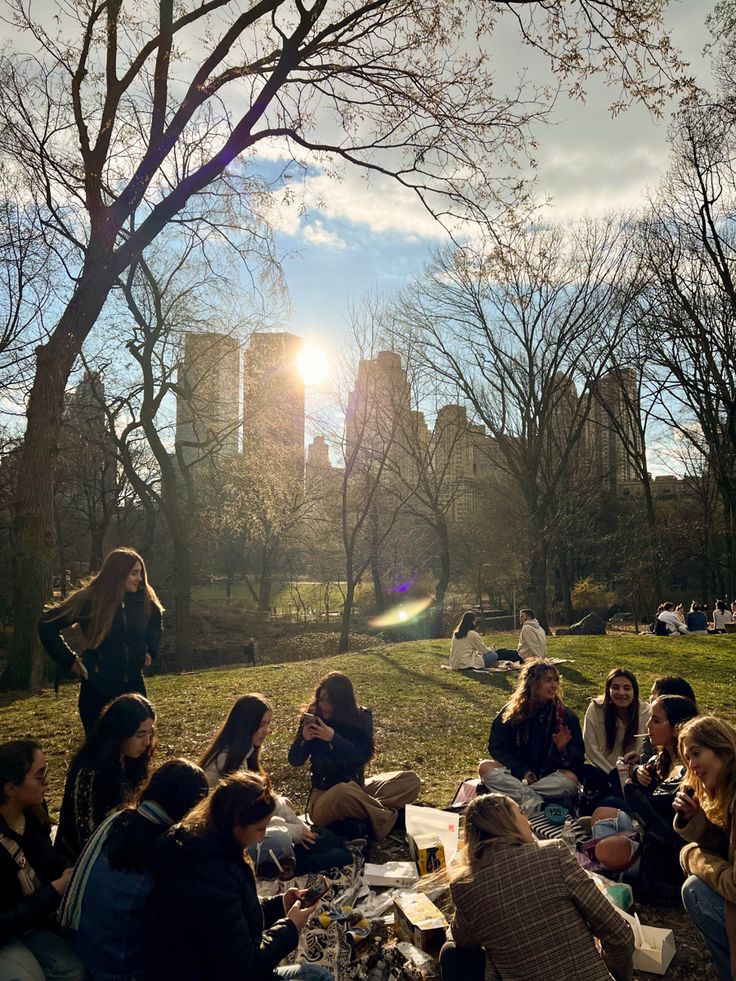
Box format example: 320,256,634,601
2,632,734,822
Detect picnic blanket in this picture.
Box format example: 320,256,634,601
257,838,366,979
441,657,574,674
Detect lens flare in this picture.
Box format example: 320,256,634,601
368,595,433,628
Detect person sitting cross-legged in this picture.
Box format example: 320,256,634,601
478,660,584,813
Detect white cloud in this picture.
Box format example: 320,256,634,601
302,220,348,250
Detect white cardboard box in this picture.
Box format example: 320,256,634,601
617,910,676,975
364,861,419,888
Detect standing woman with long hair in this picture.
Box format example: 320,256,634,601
55,693,156,863
288,672,421,840
439,793,633,981
39,547,163,733
583,668,649,800
675,716,736,981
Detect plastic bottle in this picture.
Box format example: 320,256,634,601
560,817,576,854
519,779,534,815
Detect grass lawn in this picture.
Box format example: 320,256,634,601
2,631,734,824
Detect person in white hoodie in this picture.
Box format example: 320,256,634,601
199,693,316,878
496,608,547,663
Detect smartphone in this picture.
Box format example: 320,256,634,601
685,786,695,798
302,712,318,725
301,876,329,906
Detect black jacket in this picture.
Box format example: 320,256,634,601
0,809,68,946
288,707,374,790
148,826,298,980
55,760,132,863
488,700,585,781
38,587,161,700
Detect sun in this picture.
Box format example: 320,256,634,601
297,343,329,385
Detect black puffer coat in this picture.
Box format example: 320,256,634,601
148,825,298,980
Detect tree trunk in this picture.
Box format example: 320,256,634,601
171,537,192,672
529,542,549,631
338,579,356,654
431,517,451,638
258,547,273,613
7,265,115,690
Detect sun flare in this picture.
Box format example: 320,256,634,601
297,343,329,385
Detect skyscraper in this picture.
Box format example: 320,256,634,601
175,331,240,467
242,332,305,483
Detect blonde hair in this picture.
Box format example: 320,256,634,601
679,715,736,828
503,660,561,723
46,547,163,649
462,793,529,869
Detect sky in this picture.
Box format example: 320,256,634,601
263,2,714,355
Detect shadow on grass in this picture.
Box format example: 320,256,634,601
371,649,515,709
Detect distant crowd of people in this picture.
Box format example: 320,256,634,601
652,600,735,636
1,547,735,981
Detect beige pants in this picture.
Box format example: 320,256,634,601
308,770,421,840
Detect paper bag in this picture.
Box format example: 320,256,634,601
405,805,460,864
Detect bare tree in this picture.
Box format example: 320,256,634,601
640,68,736,595
2,0,690,686
397,220,636,627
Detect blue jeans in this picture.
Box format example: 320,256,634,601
0,930,85,981
682,875,732,981
275,966,335,980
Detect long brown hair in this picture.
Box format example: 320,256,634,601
679,716,736,828
308,671,361,725
599,668,640,755
462,793,530,870
180,771,275,838
199,694,271,777
46,547,163,648
503,660,561,724
651,695,698,781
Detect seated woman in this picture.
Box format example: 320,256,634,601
148,772,334,981
288,672,421,840
449,612,498,670
686,602,708,635
59,759,208,981
675,716,736,981
0,740,84,981
582,668,649,802
712,600,733,633
200,694,336,878
610,694,698,902
478,660,584,812
55,693,156,863
439,793,634,981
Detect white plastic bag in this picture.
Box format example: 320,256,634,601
405,805,460,864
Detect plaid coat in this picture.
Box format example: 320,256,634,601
449,839,634,981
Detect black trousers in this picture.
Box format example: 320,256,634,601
439,942,485,981
77,675,147,733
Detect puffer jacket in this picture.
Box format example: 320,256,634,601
288,707,374,791
148,825,298,980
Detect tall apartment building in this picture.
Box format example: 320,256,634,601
433,404,494,524
242,332,305,483
345,350,412,477
585,368,641,496
175,331,240,467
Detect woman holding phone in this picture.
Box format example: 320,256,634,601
288,672,420,840
148,772,333,981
